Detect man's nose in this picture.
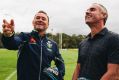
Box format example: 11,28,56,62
85,10,90,15
39,18,43,21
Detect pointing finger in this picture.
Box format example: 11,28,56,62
10,19,14,26
3,19,9,24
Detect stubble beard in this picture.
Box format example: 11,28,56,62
34,25,46,32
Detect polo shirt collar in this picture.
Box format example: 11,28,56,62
31,30,48,40
87,27,108,39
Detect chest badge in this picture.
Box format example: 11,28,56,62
29,37,36,44
46,41,53,52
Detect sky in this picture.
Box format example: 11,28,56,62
0,0,119,35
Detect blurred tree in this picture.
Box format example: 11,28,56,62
0,32,86,49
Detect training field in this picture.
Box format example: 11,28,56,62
0,49,78,80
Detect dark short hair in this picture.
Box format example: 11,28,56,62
36,10,49,23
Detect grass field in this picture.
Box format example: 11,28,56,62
0,49,78,80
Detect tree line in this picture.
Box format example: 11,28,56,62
0,32,86,49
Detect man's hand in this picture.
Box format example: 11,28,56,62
2,19,15,37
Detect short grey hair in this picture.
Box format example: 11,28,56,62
93,3,108,25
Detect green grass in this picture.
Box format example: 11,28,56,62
0,49,78,80
0,49,17,80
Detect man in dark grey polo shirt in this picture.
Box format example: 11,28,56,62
72,3,119,80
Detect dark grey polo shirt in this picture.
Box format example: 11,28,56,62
77,28,119,80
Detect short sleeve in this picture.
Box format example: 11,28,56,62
77,43,81,63
108,34,119,64
77,48,81,63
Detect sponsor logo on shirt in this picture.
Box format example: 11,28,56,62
46,41,52,52
29,37,36,44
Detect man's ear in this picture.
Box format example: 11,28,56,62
102,13,107,19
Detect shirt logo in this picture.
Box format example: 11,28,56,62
46,41,52,52
29,37,36,44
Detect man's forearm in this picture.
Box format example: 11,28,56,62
101,69,119,80
72,64,80,80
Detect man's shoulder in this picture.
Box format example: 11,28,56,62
19,32,32,37
106,31,119,43
107,31,119,39
20,32,30,35
18,32,31,41
78,38,88,47
108,31,119,35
